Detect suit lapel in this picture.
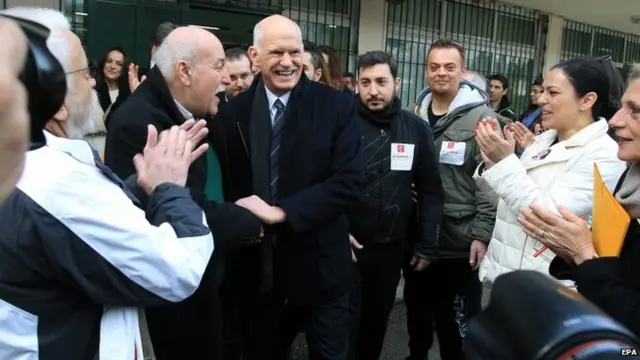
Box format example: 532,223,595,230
249,81,272,203
278,77,308,195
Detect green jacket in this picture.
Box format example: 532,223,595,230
415,80,500,258
497,106,517,120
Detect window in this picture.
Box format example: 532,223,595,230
287,0,350,16
626,40,640,65
387,38,426,107
493,54,535,112
593,31,625,63
496,14,536,46
63,0,88,46
389,0,441,30
445,2,494,40
298,21,351,70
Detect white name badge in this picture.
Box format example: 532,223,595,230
439,141,466,166
391,143,415,171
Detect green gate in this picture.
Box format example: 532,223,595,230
62,0,359,72
561,19,640,81
385,0,546,113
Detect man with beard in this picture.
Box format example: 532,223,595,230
347,51,444,360
104,26,263,360
0,8,213,360
218,14,363,360
487,74,517,120
406,39,500,360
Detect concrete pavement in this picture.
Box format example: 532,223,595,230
290,278,442,360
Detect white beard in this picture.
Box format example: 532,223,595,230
68,90,99,140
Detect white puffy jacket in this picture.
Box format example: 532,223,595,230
474,119,626,283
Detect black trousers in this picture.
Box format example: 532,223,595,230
145,253,224,360
278,293,350,360
402,257,482,360
348,240,404,360
220,246,263,360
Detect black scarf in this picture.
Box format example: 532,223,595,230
357,96,402,126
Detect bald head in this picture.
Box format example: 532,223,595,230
152,25,229,117
249,15,303,96
462,71,487,92
154,26,223,80
253,15,302,51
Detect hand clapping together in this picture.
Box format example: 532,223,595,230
134,120,209,195
474,117,516,168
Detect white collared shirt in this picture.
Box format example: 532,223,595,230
264,86,291,125
174,100,193,120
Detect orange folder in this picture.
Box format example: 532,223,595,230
592,164,630,257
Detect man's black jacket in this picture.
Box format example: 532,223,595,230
218,74,364,306
103,66,262,359
349,98,444,259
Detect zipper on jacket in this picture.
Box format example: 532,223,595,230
519,236,528,269
379,128,389,237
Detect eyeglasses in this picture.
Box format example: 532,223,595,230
66,62,96,79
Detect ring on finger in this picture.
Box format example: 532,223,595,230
536,228,545,238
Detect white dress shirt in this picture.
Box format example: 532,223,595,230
264,86,291,125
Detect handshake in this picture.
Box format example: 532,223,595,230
235,195,286,226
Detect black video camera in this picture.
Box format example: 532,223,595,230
466,271,639,360
0,14,66,148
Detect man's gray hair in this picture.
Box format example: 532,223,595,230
152,35,198,80
252,20,302,51
629,64,640,83
464,71,487,92
0,7,71,72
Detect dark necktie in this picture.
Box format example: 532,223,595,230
270,99,285,202
91,149,140,206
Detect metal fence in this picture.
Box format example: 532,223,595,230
62,0,88,47
281,0,360,72
385,0,546,113
60,0,359,72
561,19,640,81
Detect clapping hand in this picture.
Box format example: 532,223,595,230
235,195,286,225
518,205,596,265
128,63,147,92
510,122,536,149
475,117,515,165
134,125,206,194
180,118,209,160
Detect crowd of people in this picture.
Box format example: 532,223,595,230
1,5,640,360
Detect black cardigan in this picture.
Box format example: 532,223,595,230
550,168,640,336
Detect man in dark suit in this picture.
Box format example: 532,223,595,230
104,26,263,360
218,14,364,360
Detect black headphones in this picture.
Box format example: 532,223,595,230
0,14,67,149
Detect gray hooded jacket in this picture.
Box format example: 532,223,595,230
414,80,501,258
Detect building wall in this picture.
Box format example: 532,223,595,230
2,0,58,9
3,0,640,111
356,0,640,112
